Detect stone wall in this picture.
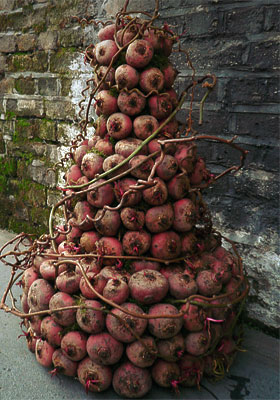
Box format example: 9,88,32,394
0,0,279,331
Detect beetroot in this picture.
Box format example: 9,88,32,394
74,201,95,231
95,137,114,157
52,348,78,377
114,178,142,206
77,357,112,393
103,278,129,304
125,39,154,69
122,230,151,256
81,152,104,180
94,65,115,90
61,331,87,361
22,267,39,295
41,316,63,348
79,231,100,253
142,177,168,206
181,303,207,332
97,236,123,265
148,94,173,119
167,173,190,200
102,153,128,177
27,278,55,312
196,270,223,296
94,209,120,236
79,272,107,299
106,303,147,343
115,64,139,89
98,23,116,41
133,115,159,140
151,230,181,260
128,269,168,304
129,155,154,180
157,333,185,362
162,63,178,89
126,336,157,368
76,299,105,333
95,90,118,116
87,332,124,365
95,40,118,65
49,292,76,327
168,273,198,299
172,198,197,232
113,361,152,398
139,67,164,93
131,260,160,273
155,154,178,181
179,354,204,387
107,112,132,139
120,207,145,231
65,164,83,186
148,303,183,339
184,331,210,356
35,338,55,368
87,179,115,208
117,91,146,116
115,137,147,158
55,270,81,294
152,360,180,388
145,203,174,233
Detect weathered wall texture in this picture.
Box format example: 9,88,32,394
0,0,279,330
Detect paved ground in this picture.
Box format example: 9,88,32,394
0,229,279,400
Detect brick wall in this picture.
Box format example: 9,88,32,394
0,0,279,331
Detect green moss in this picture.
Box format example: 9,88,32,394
5,111,16,120
0,157,17,194
16,118,31,128
33,21,47,34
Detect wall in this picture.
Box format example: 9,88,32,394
0,0,279,331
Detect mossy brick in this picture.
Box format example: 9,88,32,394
0,34,16,53
7,52,48,73
15,75,36,95
49,49,80,74
0,77,15,94
38,118,57,141
56,121,71,143
17,179,46,207
0,0,16,11
38,30,58,51
17,34,37,52
0,55,6,73
38,78,58,96
60,76,72,96
58,28,84,48
0,133,5,153
45,98,76,120
0,10,28,31
29,206,49,230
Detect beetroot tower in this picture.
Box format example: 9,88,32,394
0,1,249,398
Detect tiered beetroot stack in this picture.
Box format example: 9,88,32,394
18,7,248,399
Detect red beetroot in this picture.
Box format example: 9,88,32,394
155,154,178,181
179,354,204,387
116,24,139,46
181,231,198,255
94,209,120,236
114,178,142,207
77,357,112,393
196,270,222,296
22,267,39,295
113,361,152,398
41,316,63,348
29,314,42,336
79,231,100,253
61,331,87,361
21,293,29,313
159,116,179,134
142,29,161,50
97,237,123,266
168,273,198,299
49,292,76,327
79,272,107,299
168,173,190,201
131,260,160,273
95,137,114,157
157,333,185,362
122,230,151,256
66,218,83,243
133,115,159,140
87,332,124,365
94,115,107,137
107,112,132,140
74,201,95,231
148,303,183,339
73,144,89,167
87,180,115,208
115,137,147,158
142,177,168,206
139,67,164,93
148,94,173,119
65,164,83,185
106,303,147,343
95,40,118,65
94,65,115,90
145,203,174,233
181,303,207,332
98,23,116,41
95,90,118,116
102,154,128,177
174,144,196,173
117,91,146,116
115,64,139,89
129,155,154,180
128,269,169,304
173,198,197,232
35,338,55,368
56,270,81,294
120,207,145,231
160,263,184,279
76,258,101,276
27,278,55,312
125,39,154,69
103,278,129,304
76,299,105,334
126,336,157,368
162,63,178,88
52,348,78,377
152,360,180,388
190,157,210,185
224,277,241,301
184,331,210,356
151,231,181,260
148,136,176,155
81,152,104,180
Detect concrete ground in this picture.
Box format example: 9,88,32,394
0,229,279,400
